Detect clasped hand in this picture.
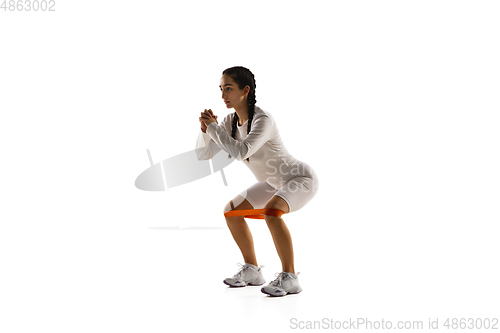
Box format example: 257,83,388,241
199,109,218,133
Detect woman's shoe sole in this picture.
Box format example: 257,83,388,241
223,280,265,287
261,287,302,297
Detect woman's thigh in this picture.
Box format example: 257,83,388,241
234,181,278,210
224,195,254,213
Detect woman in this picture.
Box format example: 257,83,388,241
196,66,319,297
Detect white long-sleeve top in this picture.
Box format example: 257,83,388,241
195,105,303,189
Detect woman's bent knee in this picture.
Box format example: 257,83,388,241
224,200,235,213
224,197,254,224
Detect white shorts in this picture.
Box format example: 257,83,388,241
234,161,319,213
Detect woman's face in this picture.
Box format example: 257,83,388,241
219,74,249,109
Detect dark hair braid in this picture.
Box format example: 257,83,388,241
223,66,257,162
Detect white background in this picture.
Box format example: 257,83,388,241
1,0,499,332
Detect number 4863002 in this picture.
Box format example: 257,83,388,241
1,0,56,11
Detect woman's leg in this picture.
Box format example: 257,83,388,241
263,196,295,274
224,196,258,266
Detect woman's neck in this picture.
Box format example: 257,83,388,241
234,103,249,125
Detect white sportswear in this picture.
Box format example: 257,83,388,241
196,105,319,212
197,105,302,188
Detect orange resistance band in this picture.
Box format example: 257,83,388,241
224,208,284,219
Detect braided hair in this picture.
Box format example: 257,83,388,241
223,66,257,162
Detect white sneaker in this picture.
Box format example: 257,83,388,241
223,263,266,287
261,271,302,296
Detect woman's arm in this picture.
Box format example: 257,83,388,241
206,113,273,161
195,111,225,160
195,130,222,160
